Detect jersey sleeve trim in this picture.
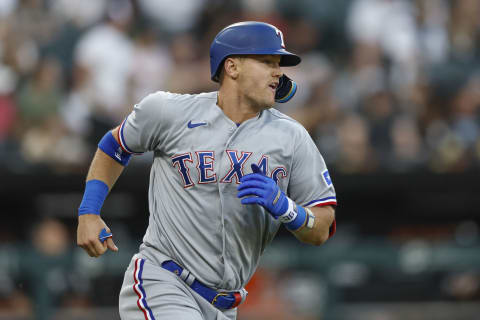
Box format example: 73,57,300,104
119,116,144,155
305,196,337,207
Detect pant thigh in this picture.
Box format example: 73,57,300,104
119,256,203,320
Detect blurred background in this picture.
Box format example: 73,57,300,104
1,0,480,319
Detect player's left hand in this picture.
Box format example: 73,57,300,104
237,164,289,218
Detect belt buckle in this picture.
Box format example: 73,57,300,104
211,292,228,306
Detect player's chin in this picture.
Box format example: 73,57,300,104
253,90,275,109
263,91,276,108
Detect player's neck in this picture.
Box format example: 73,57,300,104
217,89,261,124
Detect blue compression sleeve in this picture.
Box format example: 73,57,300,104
78,179,109,216
98,131,131,166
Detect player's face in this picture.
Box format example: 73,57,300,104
237,55,282,109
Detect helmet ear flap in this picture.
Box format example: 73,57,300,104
275,74,297,103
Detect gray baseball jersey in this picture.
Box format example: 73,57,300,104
119,91,336,291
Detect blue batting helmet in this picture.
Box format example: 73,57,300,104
209,21,301,82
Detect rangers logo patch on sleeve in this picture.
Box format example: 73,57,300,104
322,170,332,187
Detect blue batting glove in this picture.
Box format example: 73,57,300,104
237,164,289,218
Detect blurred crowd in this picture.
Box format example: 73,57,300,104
1,0,480,174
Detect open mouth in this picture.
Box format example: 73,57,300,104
269,83,278,90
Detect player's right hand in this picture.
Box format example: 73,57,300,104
77,214,118,257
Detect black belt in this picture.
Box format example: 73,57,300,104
161,260,246,309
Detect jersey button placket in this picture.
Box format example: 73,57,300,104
226,125,237,147
218,124,237,284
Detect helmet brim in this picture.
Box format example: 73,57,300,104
279,51,301,67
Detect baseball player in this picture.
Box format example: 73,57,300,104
77,21,337,320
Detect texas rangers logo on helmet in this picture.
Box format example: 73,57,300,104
274,27,286,48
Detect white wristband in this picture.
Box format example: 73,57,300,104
305,208,315,229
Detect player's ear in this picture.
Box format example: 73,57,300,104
224,57,241,80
